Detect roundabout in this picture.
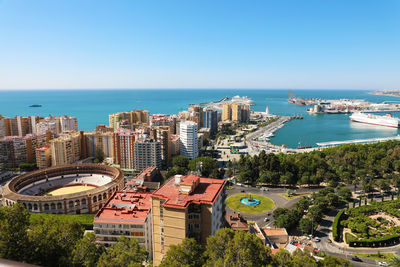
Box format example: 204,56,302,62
226,193,274,213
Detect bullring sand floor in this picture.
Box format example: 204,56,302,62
47,185,97,196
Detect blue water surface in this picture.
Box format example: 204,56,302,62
1,89,399,148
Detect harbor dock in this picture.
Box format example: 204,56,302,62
316,135,400,147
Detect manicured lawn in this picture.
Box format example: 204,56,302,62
225,193,274,213
279,193,309,200
354,252,395,261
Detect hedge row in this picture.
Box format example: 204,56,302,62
349,233,400,247
29,213,95,230
332,209,345,242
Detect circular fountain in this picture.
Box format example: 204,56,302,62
240,193,260,206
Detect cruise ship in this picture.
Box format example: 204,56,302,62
350,112,400,128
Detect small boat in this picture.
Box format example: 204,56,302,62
29,104,42,107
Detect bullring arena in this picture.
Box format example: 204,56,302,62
2,164,124,214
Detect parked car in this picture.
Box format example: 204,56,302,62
264,217,270,222
378,261,388,266
351,256,362,262
314,237,320,242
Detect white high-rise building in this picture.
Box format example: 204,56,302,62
179,121,198,160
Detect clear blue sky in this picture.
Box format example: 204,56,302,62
0,0,399,90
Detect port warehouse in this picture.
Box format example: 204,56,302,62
1,164,124,214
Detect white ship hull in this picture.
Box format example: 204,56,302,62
350,113,400,128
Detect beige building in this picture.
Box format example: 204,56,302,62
35,145,51,169
50,132,81,166
222,104,231,121
151,174,226,265
221,103,250,123
109,110,149,131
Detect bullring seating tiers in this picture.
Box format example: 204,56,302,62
18,173,112,196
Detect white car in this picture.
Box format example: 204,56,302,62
378,261,388,266
314,237,320,242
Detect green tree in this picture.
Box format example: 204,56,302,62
223,230,272,267
295,197,311,211
172,155,189,169
205,228,272,267
308,205,323,223
165,166,188,178
299,217,313,234
204,228,235,266
28,216,84,266
97,236,147,267
338,187,352,200
0,203,30,262
159,238,203,267
71,232,105,267
274,249,292,266
94,148,105,163
188,157,219,178
291,249,318,267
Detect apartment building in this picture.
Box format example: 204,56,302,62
93,191,153,257
0,136,27,168
24,132,53,163
154,126,171,167
36,115,78,136
170,135,180,156
113,129,135,170
179,121,198,160
49,132,81,166
221,104,250,123
35,145,51,169
134,139,161,172
222,104,231,121
0,116,38,137
109,110,149,131
203,108,218,137
151,174,226,265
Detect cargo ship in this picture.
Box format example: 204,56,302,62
349,112,400,128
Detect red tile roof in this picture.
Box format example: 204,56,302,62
94,191,152,224
151,174,226,209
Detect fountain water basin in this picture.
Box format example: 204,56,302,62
240,193,260,206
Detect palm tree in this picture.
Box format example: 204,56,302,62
388,256,400,267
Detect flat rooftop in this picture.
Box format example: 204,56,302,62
94,191,152,224
262,228,288,236
152,174,226,209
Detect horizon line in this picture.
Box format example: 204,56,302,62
0,88,381,91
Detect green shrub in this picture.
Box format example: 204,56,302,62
333,209,345,242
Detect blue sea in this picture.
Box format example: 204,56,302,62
1,89,400,148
